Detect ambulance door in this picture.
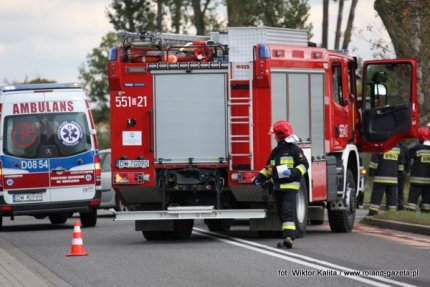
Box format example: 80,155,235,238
358,59,418,152
48,112,96,201
2,114,51,204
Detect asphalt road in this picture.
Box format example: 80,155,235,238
0,209,428,287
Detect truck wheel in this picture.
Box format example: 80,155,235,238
80,208,97,227
295,176,308,238
328,169,356,233
172,219,194,239
204,219,232,232
142,231,165,241
48,213,69,224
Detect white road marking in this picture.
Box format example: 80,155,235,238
193,228,416,287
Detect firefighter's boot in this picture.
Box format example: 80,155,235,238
367,209,378,216
277,237,293,249
283,237,293,249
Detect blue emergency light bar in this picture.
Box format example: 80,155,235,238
1,82,81,92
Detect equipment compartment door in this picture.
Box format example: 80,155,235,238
154,72,228,164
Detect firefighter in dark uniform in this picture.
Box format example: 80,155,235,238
253,121,308,249
406,127,430,213
367,144,404,216
397,142,410,210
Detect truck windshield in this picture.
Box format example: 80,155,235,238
3,112,91,158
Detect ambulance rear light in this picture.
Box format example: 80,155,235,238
89,199,101,207
113,172,149,184
94,154,101,186
1,206,11,211
234,171,260,183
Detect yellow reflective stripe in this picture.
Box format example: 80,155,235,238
410,177,430,184
369,205,379,211
270,160,275,166
260,170,269,177
368,162,378,169
280,157,294,168
373,179,397,184
282,222,296,230
296,164,306,175
280,182,300,190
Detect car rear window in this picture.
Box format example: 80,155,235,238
3,112,92,158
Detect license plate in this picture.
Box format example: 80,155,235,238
13,193,43,202
117,160,150,169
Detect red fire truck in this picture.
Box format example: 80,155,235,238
107,27,418,240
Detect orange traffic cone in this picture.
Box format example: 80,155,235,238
66,221,89,256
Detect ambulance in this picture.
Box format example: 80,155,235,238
0,83,101,229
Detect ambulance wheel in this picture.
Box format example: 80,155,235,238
328,169,356,233
204,219,232,232
80,208,97,227
295,176,308,238
48,213,69,224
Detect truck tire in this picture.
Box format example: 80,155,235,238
295,176,308,238
80,208,97,227
328,169,356,233
204,219,232,232
48,213,69,224
172,220,194,239
142,231,165,241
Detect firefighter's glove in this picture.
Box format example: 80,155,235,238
282,169,291,177
253,174,266,186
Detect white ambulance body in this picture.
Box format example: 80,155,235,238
0,83,101,229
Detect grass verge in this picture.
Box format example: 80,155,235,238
363,210,430,226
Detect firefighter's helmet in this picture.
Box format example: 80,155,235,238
269,121,293,140
418,127,430,141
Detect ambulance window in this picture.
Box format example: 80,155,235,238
53,112,91,156
3,115,40,158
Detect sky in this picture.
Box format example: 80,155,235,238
0,0,388,84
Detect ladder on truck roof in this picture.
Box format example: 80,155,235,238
227,63,254,170
118,31,210,46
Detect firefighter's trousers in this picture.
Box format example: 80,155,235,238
397,173,407,208
273,189,297,239
407,184,430,212
369,183,397,212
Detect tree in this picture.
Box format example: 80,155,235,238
334,0,344,50
374,0,430,124
225,0,313,38
105,0,158,32
322,0,329,48
341,0,358,50
78,32,117,148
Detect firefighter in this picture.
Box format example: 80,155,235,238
367,144,404,216
406,127,430,213
397,142,410,211
252,121,309,249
